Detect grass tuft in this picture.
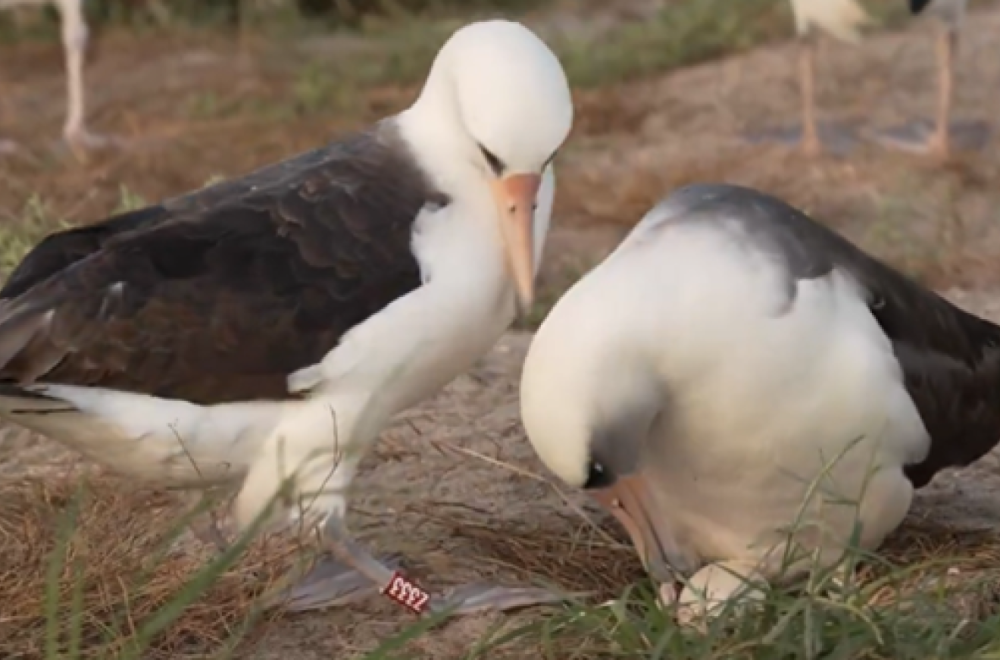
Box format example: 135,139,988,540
0,473,313,660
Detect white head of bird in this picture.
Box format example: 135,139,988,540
404,19,574,314
519,274,665,492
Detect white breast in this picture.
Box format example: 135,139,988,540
531,218,930,577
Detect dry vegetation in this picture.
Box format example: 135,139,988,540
1,477,299,659
3,0,1000,658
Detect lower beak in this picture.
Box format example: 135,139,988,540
590,474,680,584
491,173,542,316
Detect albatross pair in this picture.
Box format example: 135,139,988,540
522,182,1000,618
0,20,572,615
6,13,998,626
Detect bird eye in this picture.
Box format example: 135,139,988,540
478,144,505,176
582,460,614,490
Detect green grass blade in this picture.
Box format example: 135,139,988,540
43,480,85,660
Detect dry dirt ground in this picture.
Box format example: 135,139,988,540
2,2,1000,659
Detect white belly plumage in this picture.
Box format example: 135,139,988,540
638,263,929,578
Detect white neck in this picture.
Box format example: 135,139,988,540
395,96,556,285
394,102,513,305
395,96,484,208
306,103,555,450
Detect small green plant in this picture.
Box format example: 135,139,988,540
293,61,365,116
0,195,70,279
111,185,148,215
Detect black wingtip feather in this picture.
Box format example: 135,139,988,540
910,0,933,15
0,381,78,414
0,381,56,400
0,204,169,301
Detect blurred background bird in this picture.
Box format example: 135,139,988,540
754,0,875,156
0,0,122,160
870,0,973,157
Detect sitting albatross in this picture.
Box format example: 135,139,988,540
0,19,573,615
520,183,1000,618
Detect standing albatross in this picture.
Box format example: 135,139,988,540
0,19,573,615
520,183,1000,619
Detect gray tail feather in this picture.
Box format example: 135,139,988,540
0,381,78,414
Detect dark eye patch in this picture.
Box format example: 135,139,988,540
583,460,615,489
478,143,505,176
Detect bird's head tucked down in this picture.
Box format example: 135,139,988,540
519,274,663,490
521,342,661,493
410,20,573,314
519,293,686,582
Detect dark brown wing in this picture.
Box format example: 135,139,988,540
665,183,1000,488
0,121,448,405
836,247,1000,489
0,205,170,301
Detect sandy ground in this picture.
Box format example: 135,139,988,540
2,2,1000,658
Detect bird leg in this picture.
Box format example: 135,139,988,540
0,63,20,156
269,514,571,616
426,579,573,617
867,21,985,156
926,24,956,159
798,38,822,157
55,0,122,162
247,417,573,616
266,515,406,611
739,36,856,154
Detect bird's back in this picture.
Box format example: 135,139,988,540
1,120,417,305
0,120,442,405
608,183,1000,486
